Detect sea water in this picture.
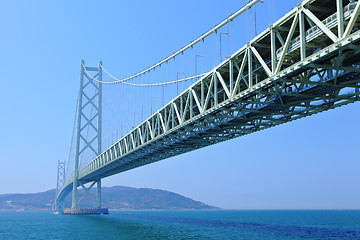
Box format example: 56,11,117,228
0,210,359,239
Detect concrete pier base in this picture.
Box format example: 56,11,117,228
63,208,109,215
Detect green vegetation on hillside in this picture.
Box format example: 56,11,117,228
0,186,219,211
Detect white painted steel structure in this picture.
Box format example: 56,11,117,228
56,0,360,205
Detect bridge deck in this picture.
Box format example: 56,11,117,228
57,0,360,203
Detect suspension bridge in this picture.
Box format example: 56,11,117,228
55,0,360,213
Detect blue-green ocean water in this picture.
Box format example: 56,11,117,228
0,210,359,239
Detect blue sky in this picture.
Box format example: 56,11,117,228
0,0,359,209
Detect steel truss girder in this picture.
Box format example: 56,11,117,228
57,0,360,201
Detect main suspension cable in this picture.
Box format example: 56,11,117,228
82,0,260,85
83,63,207,86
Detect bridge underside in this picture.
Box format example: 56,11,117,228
57,0,360,204
81,44,360,182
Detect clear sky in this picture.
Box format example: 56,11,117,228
0,0,359,210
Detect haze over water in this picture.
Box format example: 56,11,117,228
1,210,359,239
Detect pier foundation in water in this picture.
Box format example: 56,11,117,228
63,208,109,215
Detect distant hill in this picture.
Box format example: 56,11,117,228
0,186,219,211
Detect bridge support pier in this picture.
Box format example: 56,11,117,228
96,180,101,208
55,160,66,211
70,180,102,210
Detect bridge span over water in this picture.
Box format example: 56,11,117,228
55,0,360,211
